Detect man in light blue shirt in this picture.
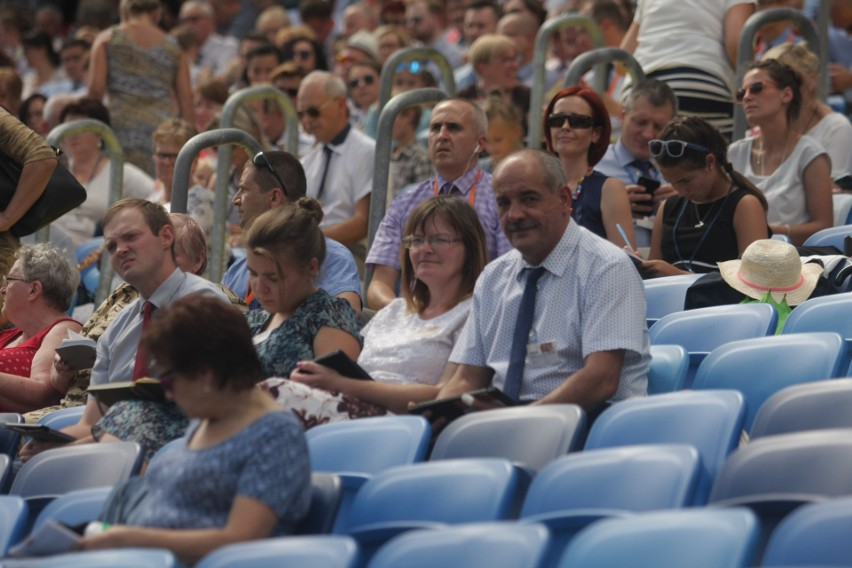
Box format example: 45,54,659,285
438,149,649,414
596,79,678,247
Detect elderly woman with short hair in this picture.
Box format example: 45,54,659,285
0,243,81,413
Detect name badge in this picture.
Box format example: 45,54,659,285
527,340,560,368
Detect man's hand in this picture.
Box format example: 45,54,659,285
19,438,65,463
625,184,655,217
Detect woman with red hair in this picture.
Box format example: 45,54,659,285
544,86,635,247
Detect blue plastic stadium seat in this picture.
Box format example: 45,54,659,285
762,496,852,566
782,293,852,375
647,344,689,394
750,379,852,439
643,273,704,327
196,535,359,568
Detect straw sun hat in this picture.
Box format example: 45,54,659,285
718,239,822,306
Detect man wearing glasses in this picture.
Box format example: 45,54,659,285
435,149,648,417
366,98,511,310
225,150,362,313
298,71,374,269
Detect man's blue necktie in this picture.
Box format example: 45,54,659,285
503,266,546,401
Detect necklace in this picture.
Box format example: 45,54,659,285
758,134,793,178
570,167,593,201
692,202,715,228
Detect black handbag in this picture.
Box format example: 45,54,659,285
0,148,86,238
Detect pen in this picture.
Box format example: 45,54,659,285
616,223,635,251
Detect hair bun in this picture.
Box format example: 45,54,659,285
294,196,324,225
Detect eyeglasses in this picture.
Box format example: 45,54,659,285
648,139,710,159
395,60,423,74
1,275,26,288
154,151,178,161
735,81,775,102
402,235,462,250
297,99,333,119
157,371,175,392
294,49,313,61
252,152,289,198
348,74,376,89
546,113,596,130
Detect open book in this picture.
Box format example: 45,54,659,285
6,520,84,557
408,387,516,423
55,330,97,370
1,423,74,444
87,378,165,408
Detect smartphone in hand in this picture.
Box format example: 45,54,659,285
637,176,661,195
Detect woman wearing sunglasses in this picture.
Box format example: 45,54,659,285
727,59,832,245
544,86,636,248
77,295,311,565
347,60,381,132
266,197,486,426
639,116,769,277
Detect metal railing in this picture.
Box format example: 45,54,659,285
378,47,455,113
46,119,124,306
529,14,603,147
562,47,646,94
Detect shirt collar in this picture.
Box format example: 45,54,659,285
327,123,351,148
144,268,187,310
516,220,579,281
435,167,481,195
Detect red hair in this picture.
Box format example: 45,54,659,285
543,86,611,167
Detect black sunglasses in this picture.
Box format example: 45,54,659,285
735,81,773,102
648,139,710,159
546,113,596,130
253,151,289,197
348,74,376,89
294,49,312,60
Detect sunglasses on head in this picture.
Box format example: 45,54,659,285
252,151,289,197
395,60,423,74
648,139,710,159
348,74,376,89
735,81,773,102
546,112,596,130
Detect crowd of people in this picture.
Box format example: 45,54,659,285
0,0,848,563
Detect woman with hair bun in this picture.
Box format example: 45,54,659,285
638,116,769,277
245,197,361,378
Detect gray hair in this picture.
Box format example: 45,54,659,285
435,98,488,138
15,243,80,312
496,148,567,193
179,0,214,18
624,78,678,115
303,70,347,99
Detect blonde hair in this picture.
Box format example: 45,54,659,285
467,34,518,68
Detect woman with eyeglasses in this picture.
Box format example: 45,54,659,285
77,295,311,565
727,59,833,245
638,116,769,277
0,244,81,413
245,197,362,381
544,86,636,248
57,98,155,248
266,197,486,426
347,60,381,132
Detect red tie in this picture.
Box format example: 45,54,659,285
132,301,155,381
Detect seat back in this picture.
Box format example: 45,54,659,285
584,390,745,505
34,548,177,567
648,303,778,388
692,332,847,432
430,405,586,472
556,508,759,568
31,487,112,533
369,523,550,568
782,293,852,375
296,472,343,535
750,378,852,439
762,496,852,566
647,344,689,394
0,495,27,556
0,413,22,460
338,458,523,533
196,535,359,568
10,442,143,499
37,407,86,431
643,273,703,327
306,416,430,475
802,223,851,249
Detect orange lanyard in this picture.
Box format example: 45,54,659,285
245,281,255,306
432,170,481,205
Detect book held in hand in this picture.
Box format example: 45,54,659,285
313,349,373,381
87,378,165,408
1,423,74,444
55,330,97,370
408,387,516,423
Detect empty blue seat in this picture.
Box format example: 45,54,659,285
196,535,359,568
557,508,759,568
584,390,746,505
0,495,27,556
430,405,586,472
648,303,778,388
33,548,177,567
647,344,689,394
782,293,852,374
750,379,852,439
369,523,550,568
692,332,847,432
643,273,704,327
709,430,852,535
336,458,524,563
802,223,851,249
762,496,852,566
520,445,700,567
36,407,85,431
296,473,343,535
29,487,112,535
